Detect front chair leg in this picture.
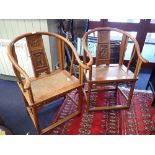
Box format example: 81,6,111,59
78,87,83,113
31,107,41,134
127,82,135,108
22,94,31,117
115,84,118,98
87,83,92,113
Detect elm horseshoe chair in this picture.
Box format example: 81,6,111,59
7,32,88,134
82,27,148,112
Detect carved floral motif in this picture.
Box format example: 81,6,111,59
26,34,50,77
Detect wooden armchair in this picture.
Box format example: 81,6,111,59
7,32,88,134
82,27,148,112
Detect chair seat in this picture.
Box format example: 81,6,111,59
86,64,136,83
27,70,81,104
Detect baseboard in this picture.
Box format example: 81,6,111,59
0,74,17,81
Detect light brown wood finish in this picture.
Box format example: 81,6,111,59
7,32,86,135
57,39,65,70
70,52,75,75
82,27,148,112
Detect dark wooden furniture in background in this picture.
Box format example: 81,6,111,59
146,65,155,106
82,27,148,112
7,32,88,134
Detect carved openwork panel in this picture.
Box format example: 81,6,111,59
98,31,110,43
98,44,109,59
26,34,50,77
96,31,110,66
26,34,43,51
31,51,48,68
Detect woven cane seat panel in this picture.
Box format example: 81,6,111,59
30,70,81,103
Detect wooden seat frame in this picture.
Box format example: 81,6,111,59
82,27,148,112
7,32,88,134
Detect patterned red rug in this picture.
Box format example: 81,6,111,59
50,88,155,135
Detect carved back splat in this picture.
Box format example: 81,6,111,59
26,34,50,77
96,30,110,66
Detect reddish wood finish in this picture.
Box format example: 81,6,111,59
82,27,148,112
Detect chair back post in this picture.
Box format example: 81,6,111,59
119,34,129,66
69,50,75,76
83,35,88,65
127,46,136,71
57,38,65,70
82,36,89,79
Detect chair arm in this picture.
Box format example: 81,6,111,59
72,50,90,70
138,55,149,63
7,46,31,90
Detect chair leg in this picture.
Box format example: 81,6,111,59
115,84,118,96
77,87,83,113
31,107,41,134
127,82,135,108
114,84,118,104
22,94,32,118
87,83,92,113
